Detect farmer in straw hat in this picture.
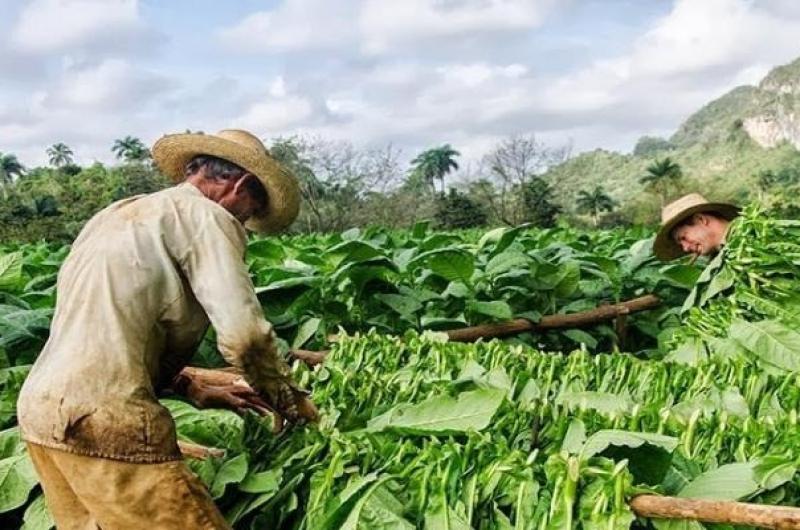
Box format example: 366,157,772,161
17,129,316,528
654,193,740,261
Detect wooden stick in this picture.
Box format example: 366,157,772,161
630,495,800,529
178,440,225,460
445,294,660,342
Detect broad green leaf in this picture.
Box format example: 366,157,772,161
562,329,598,349
561,419,587,454
659,264,701,290
698,266,735,306
730,318,800,371
21,494,53,530
754,455,798,490
366,388,505,435
664,338,707,366
0,452,37,512
441,281,471,299
0,253,23,291
485,251,530,277
293,317,322,349
581,430,678,460
678,462,759,500
424,490,471,530
556,391,633,416
239,468,283,494
247,239,286,262
161,399,243,452
210,453,248,499
339,480,414,530
467,300,512,321
375,294,422,319
410,249,474,284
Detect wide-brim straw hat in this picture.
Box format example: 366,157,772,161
152,129,300,233
654,193,740,261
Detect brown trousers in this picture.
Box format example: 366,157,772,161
26,443,231,530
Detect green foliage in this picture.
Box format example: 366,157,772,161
633,136,674,157
520,176,561,228
45,144,73,169
433,189,487,229
576,186,617,227
111,136,150,162
408,145,460,195
640,157,683,207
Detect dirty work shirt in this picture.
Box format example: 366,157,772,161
17,182,289,462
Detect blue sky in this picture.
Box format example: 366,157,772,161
2,0,800,168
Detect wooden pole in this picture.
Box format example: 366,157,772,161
444,294,660,343
178,440,224,460
630,495,800,529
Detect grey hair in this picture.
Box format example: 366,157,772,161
184,155,268,209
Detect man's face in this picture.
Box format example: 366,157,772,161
671,214,725,257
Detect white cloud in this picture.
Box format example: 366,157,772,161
360,0,556,54
10,0,151,55
45,59,173,110
232,78,315,133
217,0,356,53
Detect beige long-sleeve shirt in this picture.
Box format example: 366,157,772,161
17,183,290,463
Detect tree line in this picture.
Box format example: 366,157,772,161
2,133,793,243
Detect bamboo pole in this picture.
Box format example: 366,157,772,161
630,495,800,529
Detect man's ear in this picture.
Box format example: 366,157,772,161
695,212,710,226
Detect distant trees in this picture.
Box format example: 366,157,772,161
640,157,683,207
112,136,150,162
0,153,25,186
576,186,617,226
633,136,674,157
434,189,487,229
408,144,460,195
471,135,568,226
46,143,74,169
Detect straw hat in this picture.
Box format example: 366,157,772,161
152,129,300,233
654,193,740,261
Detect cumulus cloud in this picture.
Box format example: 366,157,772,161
6,0,800,168
217,0,357,53
10,0,158,56
359,0,557,54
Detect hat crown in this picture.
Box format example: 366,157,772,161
661,193,709,224
215,129,268,156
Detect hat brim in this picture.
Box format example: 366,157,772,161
654,202,741,261
152,133,300,234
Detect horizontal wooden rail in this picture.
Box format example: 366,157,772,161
631,494,800,529
445,294,660,342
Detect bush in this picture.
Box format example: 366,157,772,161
434,189,488,229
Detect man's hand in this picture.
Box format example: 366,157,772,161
261,377,319,425
173,368,273,416
172,367,318,427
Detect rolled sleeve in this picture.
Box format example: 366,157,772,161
177,208,292,393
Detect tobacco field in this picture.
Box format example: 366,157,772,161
2,210,800,529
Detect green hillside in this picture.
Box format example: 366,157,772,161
547,57,800,221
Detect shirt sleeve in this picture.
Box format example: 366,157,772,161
174,204,293,395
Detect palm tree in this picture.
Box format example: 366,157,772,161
112,136,150,162
409,144,460,194
639,157,683,207
47,143,74,168
576,186,617,227
0,152,25,185
0,152,25,199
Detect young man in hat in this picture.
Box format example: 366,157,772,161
17,129,316,529
653,193,741,261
